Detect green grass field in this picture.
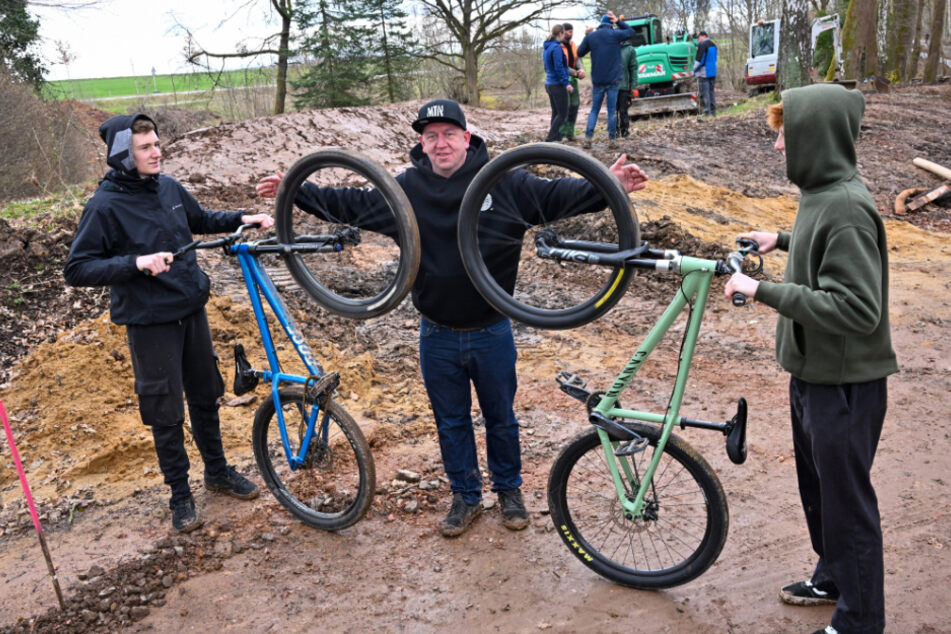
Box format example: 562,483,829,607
46,67,277,101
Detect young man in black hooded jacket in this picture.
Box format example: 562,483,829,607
65,114,274,532
258,99,649,537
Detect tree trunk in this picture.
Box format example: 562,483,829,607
925,0,949,81
842,0,879,79
909,0,927,78
886,0,918,81
778,0,812,89
464,47,479,106
273,4,291,115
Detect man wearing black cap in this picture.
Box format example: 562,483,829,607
258,99,648,537
65,114,273,533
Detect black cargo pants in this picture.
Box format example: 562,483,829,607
790,376,887,634
127,309,228,502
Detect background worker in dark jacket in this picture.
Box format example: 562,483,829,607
726,84,898,634
617,36,638,138
543,24,573,142
65,114,274,533
559,23,586,141
257,99,648,538
693,31,718,116
577,12,635,146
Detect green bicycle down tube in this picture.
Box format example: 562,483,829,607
594,256,717,518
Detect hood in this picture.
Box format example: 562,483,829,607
544,39,562,52
408,134,489,182
781,83,864,190
98,114,159,175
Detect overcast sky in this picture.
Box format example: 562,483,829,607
33,1,596,82
33,1,285,81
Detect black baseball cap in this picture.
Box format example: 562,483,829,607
412,99,467,133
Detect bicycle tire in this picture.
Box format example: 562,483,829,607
252,388,375,530
457,143,639,329
275,148,420,319
548,423,729,588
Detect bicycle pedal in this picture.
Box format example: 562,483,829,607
726,397,748,465
556,371,590,402
305,371,340,403
233,343,259,395
615,435,649,456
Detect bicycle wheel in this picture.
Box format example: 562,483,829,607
548,423,728,588
275,148,420,318
457,143,639,329
252,389,375,530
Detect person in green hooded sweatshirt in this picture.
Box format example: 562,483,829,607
726,84,898,634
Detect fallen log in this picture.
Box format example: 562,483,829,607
913,157,951,181
907,181,951,212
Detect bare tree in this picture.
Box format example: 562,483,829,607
415,0,565,106
924,0,949,81
485,27,543,106
180,0,294,114
841,0,878,78
909,0,927,78
885,0,917,81
777,0,811,88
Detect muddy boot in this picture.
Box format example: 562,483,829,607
204,465,260,500
498,488,529,531
170,494,202,533
440,493,482,537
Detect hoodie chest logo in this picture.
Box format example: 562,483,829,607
170,203,183,213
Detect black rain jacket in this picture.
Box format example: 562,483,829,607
64,114,243,325
294,134,607,328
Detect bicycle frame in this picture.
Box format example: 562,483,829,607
230,242,331,471
589,254,721,519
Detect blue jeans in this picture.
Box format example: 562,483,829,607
419,317,522,505
585,82,620,139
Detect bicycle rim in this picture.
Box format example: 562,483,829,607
275,148,420,319
252,389,375,530
457,143,639,329
548,424,728,588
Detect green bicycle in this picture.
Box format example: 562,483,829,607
457,143,759,588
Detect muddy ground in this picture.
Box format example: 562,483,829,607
1,86,950,633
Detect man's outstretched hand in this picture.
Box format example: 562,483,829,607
256,171,285,199
610,155,649,193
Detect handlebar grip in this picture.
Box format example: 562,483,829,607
732,292,747,307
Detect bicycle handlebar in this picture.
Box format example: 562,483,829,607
534,231,762,306
143,223,363,275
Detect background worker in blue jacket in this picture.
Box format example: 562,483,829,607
542,23,573,142
577,12,635,146
65,114,273,533
257,99,649,538
693,31,718,116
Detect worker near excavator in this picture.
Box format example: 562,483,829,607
559,23,586,141
726,84,897,634
693,31,718,116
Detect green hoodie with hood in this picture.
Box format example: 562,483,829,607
754,84,898,384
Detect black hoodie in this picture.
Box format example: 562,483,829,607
64,114,244,325
295,135,604,328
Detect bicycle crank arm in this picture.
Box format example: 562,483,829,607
589,411,640,442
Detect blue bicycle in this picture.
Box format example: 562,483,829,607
172,223,376,529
